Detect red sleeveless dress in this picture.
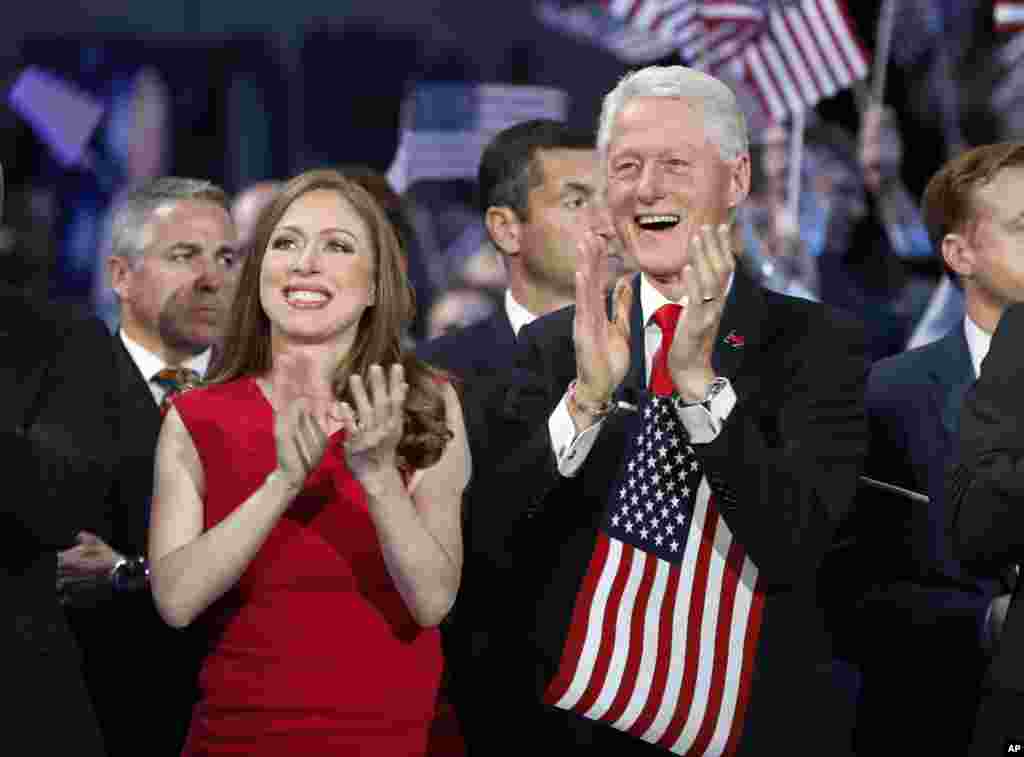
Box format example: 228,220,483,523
173,377,443,756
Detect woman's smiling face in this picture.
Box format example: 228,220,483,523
259,188,376,351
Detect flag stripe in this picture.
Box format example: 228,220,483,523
708,556,761,755
654,493,721,749
572,541,636,714
640,474,714,744
757,26,813,111
543,533,615,706
585,545,650,719
722,572,766,756
600,552,662,724
668,497,734,753
785,6,837,96
771,9,823,103
743,50,786,122
746,44,789,122
622,558,682,736
679,532,747,756
817,0,869,82
996,2,1024,32
799,0,851,87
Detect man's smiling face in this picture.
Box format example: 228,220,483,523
605,96,749,289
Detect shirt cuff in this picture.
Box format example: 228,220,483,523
673,378,737,444
982,599,995,654
549,394,605,477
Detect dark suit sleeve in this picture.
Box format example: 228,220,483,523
863,360,993,652
695,309,870,589
951,303,1024,571
1,310,120,550
469,318,569,562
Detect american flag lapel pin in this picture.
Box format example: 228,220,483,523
724,330,745,349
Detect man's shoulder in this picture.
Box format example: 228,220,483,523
519,303,575,344
760,289,866,347
0,288,108,350
869,327,964,395
417,312,514,378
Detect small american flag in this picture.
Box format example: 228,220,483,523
544,395,765,756
995,1,1024,33
607,0,869,122
385,82,569,193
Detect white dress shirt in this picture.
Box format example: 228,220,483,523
505,289,538,338
119,330,212,406
550,273,738,476
962,313,993,380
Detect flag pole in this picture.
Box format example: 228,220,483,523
786,106,805,228
872,0,896,105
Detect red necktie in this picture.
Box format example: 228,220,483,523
650,303,683,396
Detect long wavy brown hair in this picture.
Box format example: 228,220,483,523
212,168,451,470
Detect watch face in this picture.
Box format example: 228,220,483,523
113,558,147,591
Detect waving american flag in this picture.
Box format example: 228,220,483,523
995,1,1024,33
543,396,765,756
607,0,868,121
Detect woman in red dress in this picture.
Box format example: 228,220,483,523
148,169,469,756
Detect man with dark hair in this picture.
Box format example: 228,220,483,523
418,118,615,752
836,142,1024,755
60,176,239,757
420,118,614,379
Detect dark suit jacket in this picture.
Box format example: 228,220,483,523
417,306,521,753
949,302,1024,751
833,325,1002,754
0,288,119,756
65,333,201,757
418,306,517,473
418,307,517,386
474,271,869,754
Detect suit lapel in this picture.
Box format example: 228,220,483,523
492,307,518,352
712,268,761,383
113,335,162,438
927,325,974,440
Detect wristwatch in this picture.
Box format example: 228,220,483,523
678,377,730,410
109,555,150,592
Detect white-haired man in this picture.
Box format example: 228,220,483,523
472,66,869,755
59,177,238,757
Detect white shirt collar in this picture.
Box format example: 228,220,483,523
505,290,539,337
639,271,736,326
120,330,212,382
963,313,993,379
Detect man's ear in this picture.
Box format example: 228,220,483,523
108,255,134,301
941,232,974,278
485,206,522,256
727,153,752,211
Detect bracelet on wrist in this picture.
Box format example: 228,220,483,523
567,379,615,419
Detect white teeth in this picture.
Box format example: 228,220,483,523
636,214,681,228
286,290,329,303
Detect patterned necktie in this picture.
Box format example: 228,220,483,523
650,303,683,396
152,367,201,416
